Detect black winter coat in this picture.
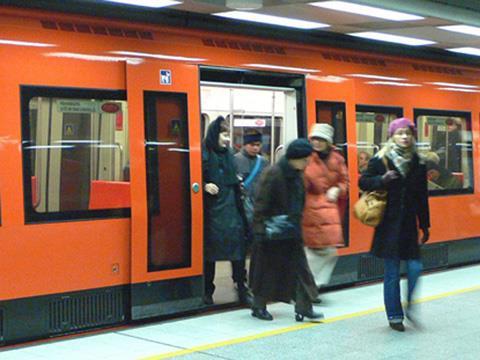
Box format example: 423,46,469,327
359,153,430,260
249,157,318,303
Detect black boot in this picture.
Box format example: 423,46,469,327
295,309,324,322
237,283,253,306
252,308,273,321
204,294,214,305
389,322,405,332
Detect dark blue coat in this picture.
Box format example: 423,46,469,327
359,153,430,260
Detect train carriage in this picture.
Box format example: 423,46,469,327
1,4,480,345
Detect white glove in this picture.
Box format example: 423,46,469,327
326,186,340,202
204,183,219,195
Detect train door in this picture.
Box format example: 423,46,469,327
127,60,203,319
199,68,305,305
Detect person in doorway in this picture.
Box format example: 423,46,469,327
249,139,323,322
358,151,371,174
202,116,252,306
234,129,269,233
359,117,430,332
302,124,348,303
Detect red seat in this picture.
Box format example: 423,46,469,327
89,180,131,210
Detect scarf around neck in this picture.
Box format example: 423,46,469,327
388,143,414,177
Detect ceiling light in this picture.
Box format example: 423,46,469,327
437,87,480,93
348,73,406,81
245,63,320,73
448,47,480,56
213,11,329,30
307,75,347,83
427,82,478,89
45,52,144,64
367,81,421,87
0,39,56,47
310,1,423,21
103,0,181,8
349,32,435,46
110,51,205,62
438,25,480,37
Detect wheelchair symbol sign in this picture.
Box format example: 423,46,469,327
160,70,172,85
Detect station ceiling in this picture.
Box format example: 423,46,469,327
3,0,480,65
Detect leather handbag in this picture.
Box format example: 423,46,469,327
353,190,387,227
264,215,299,241
354,157,389,227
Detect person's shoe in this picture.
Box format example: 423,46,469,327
405,305,422,328
251,308,273,321
389,322,405,332
237,284,253,306
295,309,324,322
204,294,214,305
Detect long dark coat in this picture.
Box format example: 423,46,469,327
359,153,430,260
249,157,318,303
202,147,246,262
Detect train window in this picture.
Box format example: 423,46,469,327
415,109,473,195
21,87,130,223
144,91,191,271
316,101,349,246
201,85,298,164
356,105,403,174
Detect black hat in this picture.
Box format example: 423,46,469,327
243,129,262,144
286,139,313,159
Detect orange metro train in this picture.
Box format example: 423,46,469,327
1,4,480,345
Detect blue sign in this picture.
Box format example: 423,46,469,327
160,69,172,85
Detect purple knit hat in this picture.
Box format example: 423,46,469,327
388,117,415,137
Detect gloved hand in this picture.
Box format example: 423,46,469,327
382,170,399,184
204,183,219,195
326,186,340,202
419,228,430,244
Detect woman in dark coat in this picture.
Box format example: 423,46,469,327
202,116,250,305
359,118,430,332
249,139,322,322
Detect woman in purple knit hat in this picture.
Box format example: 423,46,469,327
359,117,430,332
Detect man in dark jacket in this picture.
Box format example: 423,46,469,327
249,139,323,322
234,129,268,229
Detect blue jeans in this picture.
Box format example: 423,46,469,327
383,258,422,322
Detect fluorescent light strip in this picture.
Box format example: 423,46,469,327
348,73,406,81
213,11,329,29
448,47,480,56
427,82,478,89
110,51,205,62
245,63,320,73
45,52,144,64
349,32,435,46
367,81,421,87
438,25,480,37
310,1,423,21
103,0,181,8
437,87,480,93
0,39,56,47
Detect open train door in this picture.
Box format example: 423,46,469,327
127,60,204,319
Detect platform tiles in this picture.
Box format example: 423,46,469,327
1,264,480,360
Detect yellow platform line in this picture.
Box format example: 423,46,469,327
141,284,480,360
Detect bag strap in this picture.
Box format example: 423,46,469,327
243,155,262,190
381,156,389,171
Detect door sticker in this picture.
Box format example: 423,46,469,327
160,70,172,85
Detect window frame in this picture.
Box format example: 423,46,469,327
21,85,130,223
414,108,474,197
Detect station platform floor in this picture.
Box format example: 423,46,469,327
2,263,480,360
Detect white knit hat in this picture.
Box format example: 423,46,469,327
309,123,334,143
